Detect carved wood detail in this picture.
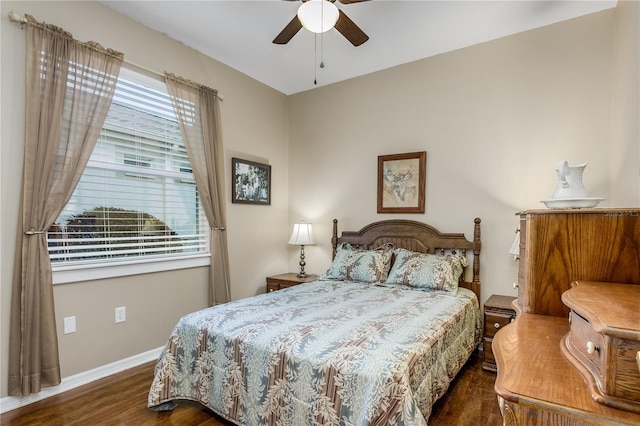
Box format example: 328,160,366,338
331,218,481,300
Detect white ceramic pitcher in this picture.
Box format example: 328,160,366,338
552,160,588,199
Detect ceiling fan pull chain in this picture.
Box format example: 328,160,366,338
314,33,318,85
320,2,325,68
320,31,325,68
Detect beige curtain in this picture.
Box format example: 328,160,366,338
8,15,123,397
164,73,231,306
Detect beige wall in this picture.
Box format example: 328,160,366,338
610,0,640,204
287,8,628,304
1,0,637,401
0,1,290,397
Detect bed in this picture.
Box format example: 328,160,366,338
148,218,482,425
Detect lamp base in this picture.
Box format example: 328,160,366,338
297,245,308,279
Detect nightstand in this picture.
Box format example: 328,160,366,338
266,273,319,292
482,294,517,372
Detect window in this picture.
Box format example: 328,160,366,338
48,67,208,277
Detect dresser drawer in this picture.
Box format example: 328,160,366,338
565,309,640,413
485,312,513,339
268,279,297,290
609,337,640,403
562,281,640,413
568,311,605,378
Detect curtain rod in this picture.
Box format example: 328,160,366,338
8,10,224,101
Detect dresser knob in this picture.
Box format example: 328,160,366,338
636,351,640,373
512,282,518,289
494,323,501,329
586,341,600,355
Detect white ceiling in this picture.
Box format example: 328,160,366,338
100,0,617,95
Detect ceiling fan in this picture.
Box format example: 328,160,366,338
273,0,370,47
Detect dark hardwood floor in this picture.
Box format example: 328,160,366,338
1,350,502,425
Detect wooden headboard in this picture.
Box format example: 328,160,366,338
332,218,482,300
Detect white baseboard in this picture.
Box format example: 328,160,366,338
0,347,163,414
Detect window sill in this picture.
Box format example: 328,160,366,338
52,254,211,284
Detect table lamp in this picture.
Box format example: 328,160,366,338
288,222,315,278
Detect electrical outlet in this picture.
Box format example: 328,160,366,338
115,306,126,323
64,316,76,334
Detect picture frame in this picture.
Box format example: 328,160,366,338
232,157,271,205
377,151,426,213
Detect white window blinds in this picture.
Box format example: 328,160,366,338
48,67,207,265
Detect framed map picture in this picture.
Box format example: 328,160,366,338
377,151,426,213
232,158,271,205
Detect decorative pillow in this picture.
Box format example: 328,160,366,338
322,243,354,280
385,248,469,292
321,243,394,283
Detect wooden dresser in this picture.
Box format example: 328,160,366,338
493,208,640,425
494,314,640,425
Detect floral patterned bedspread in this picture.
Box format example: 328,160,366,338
148,280,481,425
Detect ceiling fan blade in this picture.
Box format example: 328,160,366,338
273,15,303,44
334,10,369,46
338,0,371,4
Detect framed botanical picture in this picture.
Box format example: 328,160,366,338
377,151,426,213
232,158,271,205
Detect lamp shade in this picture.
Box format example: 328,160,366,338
297,0,339,34
288,223,316,246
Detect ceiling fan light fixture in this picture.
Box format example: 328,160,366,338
297,0,339,34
